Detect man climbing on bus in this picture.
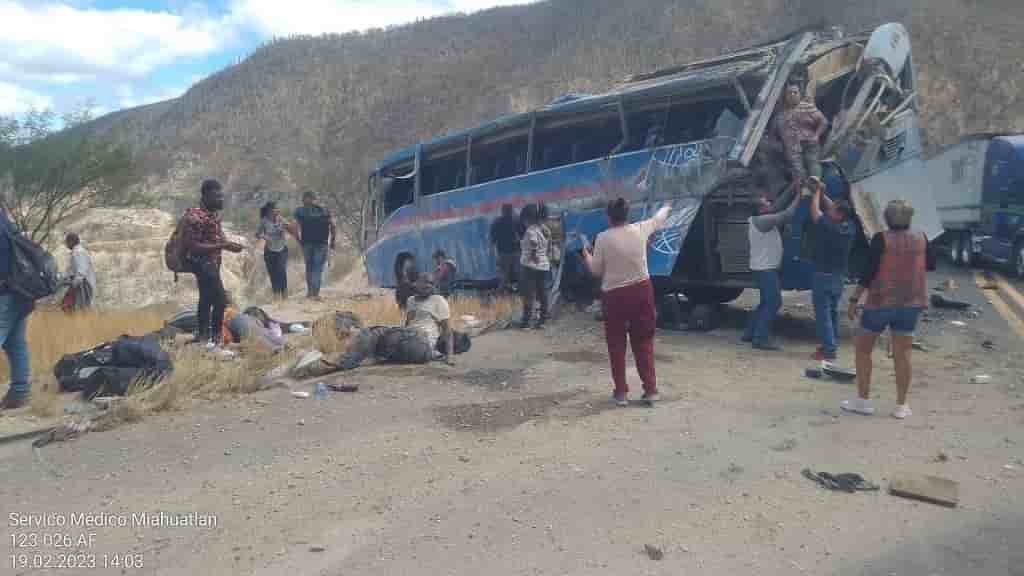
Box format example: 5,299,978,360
809,179,855,363
294,190,336,300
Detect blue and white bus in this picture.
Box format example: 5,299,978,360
360,23,941,304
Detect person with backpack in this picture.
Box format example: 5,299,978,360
181,179,243,348
0,203,34,409
294,191,336,301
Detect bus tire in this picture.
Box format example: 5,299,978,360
949,232,964,266
681,285,744,304
963,231,977,268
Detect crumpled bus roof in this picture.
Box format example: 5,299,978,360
375,49,776,170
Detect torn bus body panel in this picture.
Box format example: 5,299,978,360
362,23,938,298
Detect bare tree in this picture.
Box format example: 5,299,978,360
0,105,138,245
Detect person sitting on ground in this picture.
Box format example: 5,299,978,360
61,232,97,313
432,249,457,297
743,189,801,350
844,200,935,419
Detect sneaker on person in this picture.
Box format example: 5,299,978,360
840,397,875,415
752,341,782,351
0,390,29,411
613,393,628,407
892,404,912,419
642,392,660,406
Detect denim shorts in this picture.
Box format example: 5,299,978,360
861,307,922,336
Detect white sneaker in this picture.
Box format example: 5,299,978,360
892,404,912,419
840,397,875,416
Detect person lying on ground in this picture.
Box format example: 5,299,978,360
298,276,457,376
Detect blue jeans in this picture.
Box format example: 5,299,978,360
746,269,782,346
302,243,328,297
861,307,922,336
812,273,845,359
0,293,31,396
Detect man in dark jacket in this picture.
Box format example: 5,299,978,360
489,203,520,292
0,203,33,409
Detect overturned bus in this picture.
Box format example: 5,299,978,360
359,23,942,304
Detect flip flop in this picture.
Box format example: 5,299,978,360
802,468,879,492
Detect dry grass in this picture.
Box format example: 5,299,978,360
4,293,515,427
1,306,171,417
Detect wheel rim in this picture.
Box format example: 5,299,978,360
950,240,959,263
961,237,972,265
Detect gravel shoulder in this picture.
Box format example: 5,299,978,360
1,265,1022,576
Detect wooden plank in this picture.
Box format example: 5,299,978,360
889,474,959,508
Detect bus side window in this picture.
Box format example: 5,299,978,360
382,173,414,217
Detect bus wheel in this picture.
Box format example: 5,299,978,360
681,285,745,304
949,232,963,266
961,232,976,268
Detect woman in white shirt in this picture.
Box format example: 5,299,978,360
582,198,670,406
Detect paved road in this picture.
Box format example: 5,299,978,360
1,261,1021,576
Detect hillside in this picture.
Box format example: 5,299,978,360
90,0,1024,234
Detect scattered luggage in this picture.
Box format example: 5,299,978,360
54,334,173,399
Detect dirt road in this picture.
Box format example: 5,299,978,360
2,263,1022,575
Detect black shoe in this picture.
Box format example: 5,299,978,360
518,319,530,329
752,342,782,351
740,333,753,343
0,391,29,411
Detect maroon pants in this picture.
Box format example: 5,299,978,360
601,279,657,396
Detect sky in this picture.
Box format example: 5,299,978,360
0,0,535,118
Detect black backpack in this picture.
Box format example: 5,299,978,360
5,228,60,301
299,206,331,245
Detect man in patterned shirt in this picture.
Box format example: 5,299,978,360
182,179,243,346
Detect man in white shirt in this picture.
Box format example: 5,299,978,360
743,191,800,350
405,275,454,364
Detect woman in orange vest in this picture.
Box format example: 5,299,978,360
845,200,935,419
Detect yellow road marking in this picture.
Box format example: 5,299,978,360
993,272,1024,312
974,272,1024,340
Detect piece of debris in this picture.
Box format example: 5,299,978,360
292,391,311,399
1004,464,1017,471
930,294,971,310
326,382,359,392
950,320,967,327
982,340,995,350
309,546,326,553
935,451,949,463
889,474,959,508
970,374,992,384
32,419,94,448
802,469,879,492
805,368,822,379
934,279,959,292
822,363,855,382
644,544,664,561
